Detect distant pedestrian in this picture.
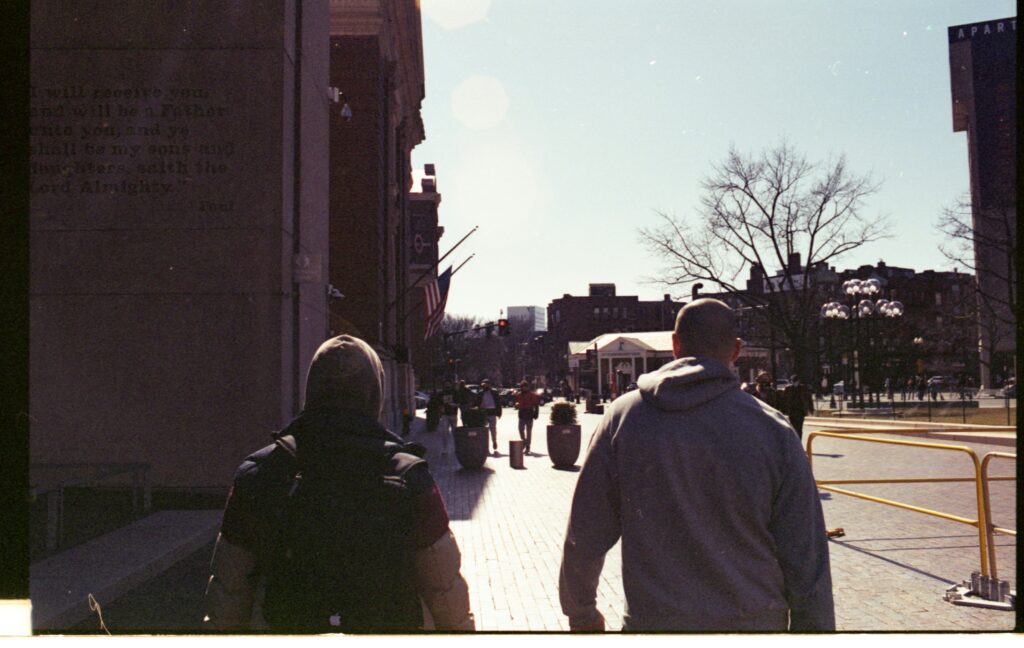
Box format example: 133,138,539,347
783,375,814,440
477,379,502,454
752,371,778,409
514,380,541,454
204,335,474,633
559,299,834,632
437,381,459,454
425,390,443,431
455,380,474,420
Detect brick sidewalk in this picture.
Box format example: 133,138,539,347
413,404,1017,632
64,404,1016,634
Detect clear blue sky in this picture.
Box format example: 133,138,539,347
411,0,1015,322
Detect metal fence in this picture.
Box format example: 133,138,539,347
806,431,1015,604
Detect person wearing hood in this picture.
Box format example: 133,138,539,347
559,299,834,633
204,335,475,633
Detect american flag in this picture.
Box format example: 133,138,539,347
424,266,452,339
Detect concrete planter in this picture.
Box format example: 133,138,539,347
453,426,489,469
546,424,582,468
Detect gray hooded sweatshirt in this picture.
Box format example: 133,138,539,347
559,357,834,632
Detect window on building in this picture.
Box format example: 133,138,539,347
593,307,601,319
603,307,611,318
936,315,943,326
612,307,619,319
935,292,942,305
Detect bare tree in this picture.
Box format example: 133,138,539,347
638,142,889,379
937,195,1017,384
430,314,514,386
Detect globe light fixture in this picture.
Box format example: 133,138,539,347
822,278,908,408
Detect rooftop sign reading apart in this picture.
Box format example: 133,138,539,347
948,17,1016,43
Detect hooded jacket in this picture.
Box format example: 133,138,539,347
559,357,834,632
204,335,474,632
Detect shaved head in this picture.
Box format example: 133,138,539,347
673,298,740,363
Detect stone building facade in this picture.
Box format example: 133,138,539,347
28,0,432,491
30,2,332,490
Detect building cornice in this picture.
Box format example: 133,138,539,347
330,0,425,148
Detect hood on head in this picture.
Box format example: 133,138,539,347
637,356,739,412
303,335,385,420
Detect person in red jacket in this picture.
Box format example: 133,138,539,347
513,380,541,454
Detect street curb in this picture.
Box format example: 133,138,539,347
30,510,222,631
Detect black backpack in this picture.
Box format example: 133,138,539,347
259,432,428,633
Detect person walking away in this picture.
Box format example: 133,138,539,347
559,299,834,632
438,381,459,455
455,380,474,421
783,375,814,441
425,390,443,432
752,371,778,408
204,335,474,632
514,380,541,454
477,380,502,454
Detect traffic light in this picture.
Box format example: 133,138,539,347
497,318,510,336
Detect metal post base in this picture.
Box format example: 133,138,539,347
944,573,1016,611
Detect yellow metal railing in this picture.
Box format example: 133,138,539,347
806,431,1016,579
980,452,1017,580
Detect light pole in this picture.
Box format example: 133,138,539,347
821,278,905,409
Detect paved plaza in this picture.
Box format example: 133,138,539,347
44,402,1017,634
417,404,1016,632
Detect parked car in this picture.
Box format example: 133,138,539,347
414,390,430,410
498,388,516,407
1001,383,1016,398
927,375,957,390
774,378,791,390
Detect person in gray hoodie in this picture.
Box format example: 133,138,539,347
559,298,834,632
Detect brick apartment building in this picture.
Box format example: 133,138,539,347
705,258,978,394
948,16,1017,389
408,167,444,390
545,284,685,384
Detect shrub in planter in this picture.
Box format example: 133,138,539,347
461,407,487,428
547,402,581,468
549,402,578,426
454,407,488,469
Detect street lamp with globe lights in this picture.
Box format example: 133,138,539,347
820,278,905,408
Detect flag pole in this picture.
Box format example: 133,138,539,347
388,226,478,313
451,254,474,277
403,254,473,324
